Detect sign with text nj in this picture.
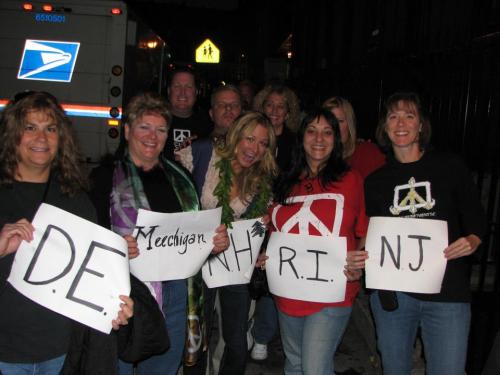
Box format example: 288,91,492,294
131,208,222,281
266,232,347,303
8,203,130,334
202,218,266,288
365,217,448,294
17,39,80,82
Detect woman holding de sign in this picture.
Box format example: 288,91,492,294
89,92,229,375
262,108,368,375
0,91,134,375
364,92,486,375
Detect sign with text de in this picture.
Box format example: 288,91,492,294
131,207,222,281
8,203,130,334
202,218,266,288
365,216,448,294
266,232,347,303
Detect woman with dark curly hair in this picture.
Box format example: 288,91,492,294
0,91,134,375
263,108,368,374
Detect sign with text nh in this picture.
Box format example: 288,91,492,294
203,218,266,288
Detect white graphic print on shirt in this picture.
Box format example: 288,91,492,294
271,193,345,236
389,177,436,215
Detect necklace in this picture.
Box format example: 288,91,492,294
213,157,272,227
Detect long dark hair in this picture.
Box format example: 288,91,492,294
274,108,349,204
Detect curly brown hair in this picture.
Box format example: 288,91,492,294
217,111,278,202
253,83,301,132
0,91,88,194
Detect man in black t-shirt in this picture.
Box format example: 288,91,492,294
163,66,212,159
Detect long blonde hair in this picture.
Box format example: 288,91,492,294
322,96,357,158
217,111,278,201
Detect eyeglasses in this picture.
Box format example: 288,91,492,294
214,102,241,111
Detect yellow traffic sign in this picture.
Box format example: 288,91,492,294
195,39,220,63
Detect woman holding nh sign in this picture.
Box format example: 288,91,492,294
364,92,486,375
0,91,136,375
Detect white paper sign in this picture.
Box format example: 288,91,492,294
8,203,130,334
130,207,222,281
266,232,347,303
365,216,448,294
202,218,266,288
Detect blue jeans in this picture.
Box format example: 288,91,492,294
120,279,187,375
0,355,65,375
278,306,352,375
370,291,471,375
252,295,279,344
204,283,250,375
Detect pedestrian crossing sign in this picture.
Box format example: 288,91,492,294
17,39,80,82
195,39,220,63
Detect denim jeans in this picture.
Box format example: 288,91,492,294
204,283,250,375
0,354,65,375
252,295,279,344
119,279,187,375
370,291,471,375
278,306,352,375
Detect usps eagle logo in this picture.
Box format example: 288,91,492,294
17,39,80,82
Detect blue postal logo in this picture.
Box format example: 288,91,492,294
17,39,80,82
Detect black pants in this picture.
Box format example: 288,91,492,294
184,282,251,375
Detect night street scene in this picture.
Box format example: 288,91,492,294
0,0,499,374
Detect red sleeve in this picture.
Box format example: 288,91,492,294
348,142,386,179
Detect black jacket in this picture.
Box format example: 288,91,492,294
60,275,169,374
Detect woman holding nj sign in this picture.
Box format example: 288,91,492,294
364,92,486,375
263,108,368,375
89,92,229,375
0,91,134,375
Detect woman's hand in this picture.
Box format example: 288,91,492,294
444,234,481,260
211,224,230,254
124,234,139,259
344,250,368,281
255,252,268,269
0,219,34,258
345,250,369,270
344,269,363,281
112,295,134,330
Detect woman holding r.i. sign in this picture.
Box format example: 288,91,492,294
261,107,368,375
